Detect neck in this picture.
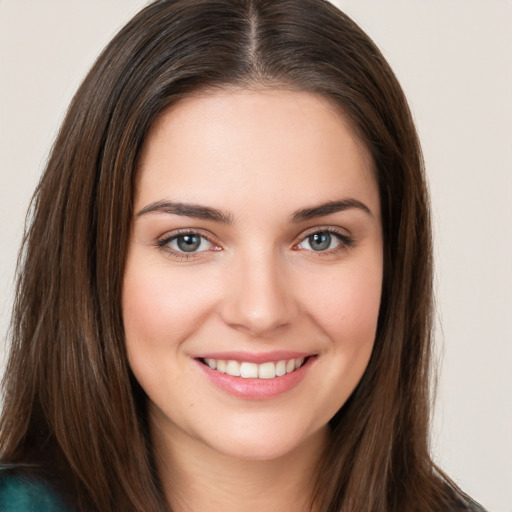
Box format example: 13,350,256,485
151,418,327,512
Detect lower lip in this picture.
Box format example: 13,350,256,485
195,357,314,400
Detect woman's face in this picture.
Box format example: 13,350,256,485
123,90,383,461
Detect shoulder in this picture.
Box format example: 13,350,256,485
466,498,489,512
0,466,70,512
453,494,489,512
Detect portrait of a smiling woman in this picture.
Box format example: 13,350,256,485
0,0,507,511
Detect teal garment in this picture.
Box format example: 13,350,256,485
467,498,489,512
0,472,70,512
0,466,489,512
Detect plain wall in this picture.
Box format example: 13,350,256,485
0,1,510,511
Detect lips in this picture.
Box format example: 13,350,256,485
194,352,316,400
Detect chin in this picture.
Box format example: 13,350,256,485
199,422,327,463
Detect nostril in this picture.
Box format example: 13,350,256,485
218,267,299,336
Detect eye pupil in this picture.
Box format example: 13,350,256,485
177,234,201,252
309,232,331,251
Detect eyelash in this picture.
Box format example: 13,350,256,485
156,227,355,260
156,229,221,261
292,227,355,256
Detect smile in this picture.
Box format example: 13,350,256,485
201,357,306,379
195,352,316,399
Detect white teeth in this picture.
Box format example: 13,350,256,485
275,360,286,377
258,362,276,379
226,360,241,376
205,358,217,370
240,362,258,378
203,357,307,379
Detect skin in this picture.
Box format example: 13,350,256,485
123,89,383,512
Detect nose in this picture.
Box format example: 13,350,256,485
219,250,299,337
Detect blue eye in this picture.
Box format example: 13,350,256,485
297,230,352,252
307,232,334,251
175,234,202,252
160,233,214,253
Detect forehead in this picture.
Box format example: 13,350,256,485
135,89,378,218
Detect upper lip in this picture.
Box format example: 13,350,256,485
194,350,314,364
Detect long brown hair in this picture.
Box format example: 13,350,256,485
1,1,468,510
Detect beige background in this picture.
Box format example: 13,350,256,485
0,1,510,510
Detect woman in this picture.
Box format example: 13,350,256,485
0,0,488,511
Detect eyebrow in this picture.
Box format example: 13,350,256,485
290,198,373,223
137,200,234,224
136,197,372,224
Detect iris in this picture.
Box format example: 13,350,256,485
177,234,201,252
309,232,331,251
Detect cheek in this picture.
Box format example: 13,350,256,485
122,259,215,350
299,256,382,403
121,256,221,411
304,262,382,342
